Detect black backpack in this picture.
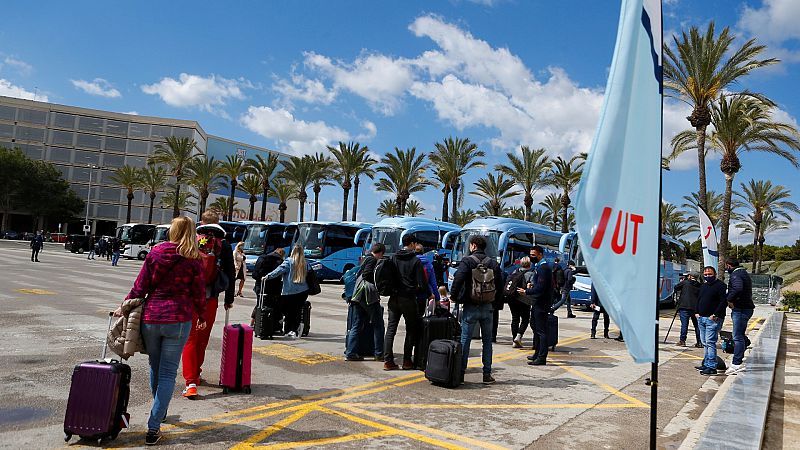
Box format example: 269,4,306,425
374,256,399,296
503,269,526,298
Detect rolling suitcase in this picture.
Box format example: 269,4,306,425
416,305,459,370
299,300,311,337
547,313,558,351
64,313,131,443
220,310,253,394
424,339,463,388
253,278,277,340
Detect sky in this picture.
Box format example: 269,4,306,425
2,0,799,245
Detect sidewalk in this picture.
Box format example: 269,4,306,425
763,312,800,447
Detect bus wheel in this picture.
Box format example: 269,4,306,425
137,251,148,260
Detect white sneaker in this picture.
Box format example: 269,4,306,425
725,363,745,375
286,331,297,339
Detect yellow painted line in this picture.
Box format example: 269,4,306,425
255,431,394,449
550,361,648,408
334,402,642,410
318,406,476,450
15,288,55,294
232,407,314,449
253,343,338,365
336,405,509,450
747,317,763,332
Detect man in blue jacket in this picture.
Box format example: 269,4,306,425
517,245,553,366
724,258,755,375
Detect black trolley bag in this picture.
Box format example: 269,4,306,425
424,339,464,388
253,277,278,340
300,300,311,336
64,313,131,443
547,313,558,350
415,304,459,369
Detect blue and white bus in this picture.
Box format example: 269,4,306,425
447,216,566,289
218,220,248,249
364,216,461,258
241,222,297,272
559,232,688,307
293,221,372,281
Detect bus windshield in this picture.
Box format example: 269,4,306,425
243,224,269,255
152,227,169,244
116,224,154,244
370,227,403,255
117,226,132,242
452,230,501,262
296,224,325,258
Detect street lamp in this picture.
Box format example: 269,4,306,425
84,164,99,236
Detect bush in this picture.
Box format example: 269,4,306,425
783,291,800,310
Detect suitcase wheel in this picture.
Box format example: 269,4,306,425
243,386,251,394
64,433,72,442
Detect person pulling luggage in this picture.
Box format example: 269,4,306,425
518,245,552,366
265,244,312,339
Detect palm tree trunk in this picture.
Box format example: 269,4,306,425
758,237,765,272
173,183,181,218
200,192,208,216
261,184,269,221
249,199,255,221
441,186,450,222
314,186,321,221
718,173,735,279
126,191,134,223
696,126,708,213
561,194,570,233
342,186,349,221
524,192,533,222
227,183,236,220
299,201,305,222
148,193,155,224
751,222,760,272
451,181,459,220
279,205,286,223
352,178,360,221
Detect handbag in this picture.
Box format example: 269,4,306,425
306,265,321,296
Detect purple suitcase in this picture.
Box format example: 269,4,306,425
64,314,131,443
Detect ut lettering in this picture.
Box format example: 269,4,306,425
590,207,644,255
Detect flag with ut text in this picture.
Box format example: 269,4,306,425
574,0,662,363
698,207,719,270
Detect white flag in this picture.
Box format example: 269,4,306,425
698,207,719,269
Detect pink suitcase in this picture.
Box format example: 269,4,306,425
220,310,253,394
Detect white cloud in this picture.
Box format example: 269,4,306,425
273,73,336,107
3,57,33,76
141,73,248,113
738,0,800,63
304,51,415,115
0,79,47,102
241,106,351,155
71,78,121,98
355,120,377,141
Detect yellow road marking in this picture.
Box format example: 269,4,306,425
747,317,763,332
335,402,642,410
253,343,338,365
550,361,649,408
255,431,394,449
233,407,314,449
15,288,55,295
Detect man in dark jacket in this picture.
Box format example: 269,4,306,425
451,234,503,383
383,235,431,371
518,245,553,365
674,272,702,347
346,243,386,361
696,266,727,375
589,284,609,339
30,231,44,262
551,258,576,318
251,247,286,331
724,258,755,375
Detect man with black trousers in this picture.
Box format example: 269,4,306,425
383,235,432,371
451,235,503,383
251,247,286,334
674,272,702,347
550,258,576,318
696,265,728,375
518,245,553,366
724,258,755,376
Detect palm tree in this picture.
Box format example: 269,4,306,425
661,202,690,239
530,209,553,226
548,154,585,232
663,22,777,212
280,155,315,221
139,164,168,224
495,146,551,221
219,155,246,221
736,180,799,271
377,198,400,217
442,137,484,221
375,147,431,215
108,165,142,224
207,196,240,221
429,145,457,222
736,211,790,272
672,94,800,276
269,180,295,223
328,141,368,221
244,153,280,221
186,156,223,217
149,136,199,218
239,174,263,221
681,190,726,230
539,193,563,231
406,199,425,217
308,152,335,221
471,173,516,217
161,190,196,212
350,149,377,221
507,207,526,220
450,209,478,227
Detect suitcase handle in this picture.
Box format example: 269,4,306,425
102,312,114,360
225,308,229,326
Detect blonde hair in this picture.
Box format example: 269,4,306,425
519,256,531,269
201,210,220,224
438,286,448,297
170,216,200,259
235,241,244,253
290,244,307,284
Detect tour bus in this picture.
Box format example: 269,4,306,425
559,232,688,307
116,223,157,260
217,220,247,249
364,216,462,258
241,221,297,272
446,216,566,290
293,221,372,281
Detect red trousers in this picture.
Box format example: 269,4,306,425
182,298,218,386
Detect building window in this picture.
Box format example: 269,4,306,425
71,184,89,199
16,126,46,142
52,112,77,129
172,127,194,139
49,147,73,162
105,120,128,136
0,105,15,121
17,108,47,125
102,152,125,168
19,144,43,160
125,155,147,168
0,123,13,139
105,137,126,152
96,204,120,219
75,150,101,166
50,130,74,146
54,164,70,180
128,123,150,138
99,187,122,202
72,166,93,182
151,125,170,139
127,139,149,155
78,116,105,133
76,133,102,149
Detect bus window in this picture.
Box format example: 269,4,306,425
414,230,440,253
534,232,561,256
323,226,358,256
296,224,325,257
506,232,534,266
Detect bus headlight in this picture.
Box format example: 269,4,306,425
311,263,322,271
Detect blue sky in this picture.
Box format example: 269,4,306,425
2,0,799,245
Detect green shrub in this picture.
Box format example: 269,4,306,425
783,291,800,310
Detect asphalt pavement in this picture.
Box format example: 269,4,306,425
0,240,769,449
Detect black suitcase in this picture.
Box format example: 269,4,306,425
254,278,277,340
64,314,131,443
346,303,383,357
547,313,558,350
416,312,458,369
300,300,311,337
424,339,463,388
